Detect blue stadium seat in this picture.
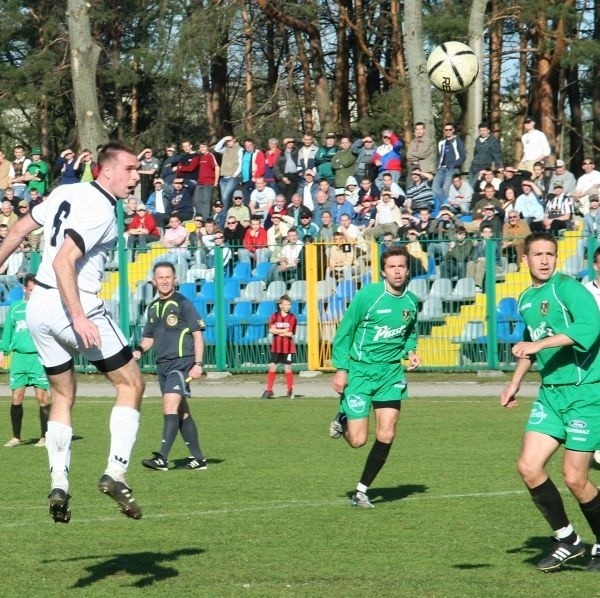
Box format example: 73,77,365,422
228,262,252,285
249,261,272,283
250,301,276,324
178,282,197,301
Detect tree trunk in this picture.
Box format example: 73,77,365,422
333,0,350,135
593,0,600,156
465,0,487,171
242,2,254,134
488,0,503,135
66,0,107,149
295,29,314,134
403,0,434,139
515,22,529,163
256,0,332,135
353,0,370,123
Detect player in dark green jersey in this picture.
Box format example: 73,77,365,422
330,246,421,508
500,232,600,572
0,274,50,448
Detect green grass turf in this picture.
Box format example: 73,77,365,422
1,392,600,596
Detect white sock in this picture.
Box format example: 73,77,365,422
356,483,368,494
555,524,577,542
105,406,140,481
46,421,73,492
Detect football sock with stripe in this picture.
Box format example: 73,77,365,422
180,415,205,461
46,421,73,492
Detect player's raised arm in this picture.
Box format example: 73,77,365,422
0,214,38,267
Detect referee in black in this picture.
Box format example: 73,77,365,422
133,261,207,471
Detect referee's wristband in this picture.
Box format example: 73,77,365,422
194,361,203,367
135,344,145,354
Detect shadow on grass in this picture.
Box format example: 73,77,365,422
51,547,205,588
362,484,428,504
506,536,586,570
452,563,492,570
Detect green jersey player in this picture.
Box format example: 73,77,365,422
330,246,421,508
500,232,600,572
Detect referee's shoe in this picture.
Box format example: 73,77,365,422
141,452,169,471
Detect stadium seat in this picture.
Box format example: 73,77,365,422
228,262,252,285
316,279,335,301
249,261,272,283
7,287,23,304
411,256,436,280
250,301,277,324
288,279,307,302
562,254,586,279
408,278,429,302
224,280,241,302
236,280,266,303
428,278,452,300
192,298,208,319
178,282,197,301
197,281,216,303
265,280,287,301
320,296,346,321
334,279,356,301
450,277,476,303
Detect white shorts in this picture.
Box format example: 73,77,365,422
26,286,130,371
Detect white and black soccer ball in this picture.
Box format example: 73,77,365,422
427,41,479,93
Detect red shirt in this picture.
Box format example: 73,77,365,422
128,212,160,237
197,152,218,185
242,226,267,252
269,311,297,354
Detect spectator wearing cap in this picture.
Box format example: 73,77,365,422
548,159,576,196
227,190,250,225
542,182,573,234
447,173,474,215
373,129,404,187
249,176,276,222
297,133,318,176
55,148,79,185
315,133,339,184
159,144,180,191
266,212,295,263
165,177,194,222
331,136,358,193
428,205,459,263
478,202,503,238
296,209,319,241
365,190,403,240
331,190,354,226
24,148,49,200
297,168,318,211
353,193,377,230
405,168,434,213
502,210,531,267
146,178,167,230
189,215,206,259
518,117,551,174
16,199,30,218
515,179,544,231
573,158,600,216
579,194,600,258
211,200,226,229
214,134,243,211
274,137,300,202
126,203,160,261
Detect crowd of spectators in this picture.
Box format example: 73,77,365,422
1,120,598,291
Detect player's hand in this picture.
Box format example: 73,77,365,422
500,383,519,408
73,316,101,349
132,350,142,361
406,352,421,370
512,341,539,359
331,370,348,394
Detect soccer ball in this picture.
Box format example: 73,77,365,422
427,41,479,93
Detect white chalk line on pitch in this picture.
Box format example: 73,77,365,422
0,487,532,528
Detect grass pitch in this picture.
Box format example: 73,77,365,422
1,391,599,597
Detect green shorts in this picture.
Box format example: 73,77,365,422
9,353,49,391
340,362,408,420
525,383,600,451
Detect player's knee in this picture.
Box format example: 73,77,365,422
563,469,588,497
517,457,542,485
375,430,396,444
346,432,368,448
